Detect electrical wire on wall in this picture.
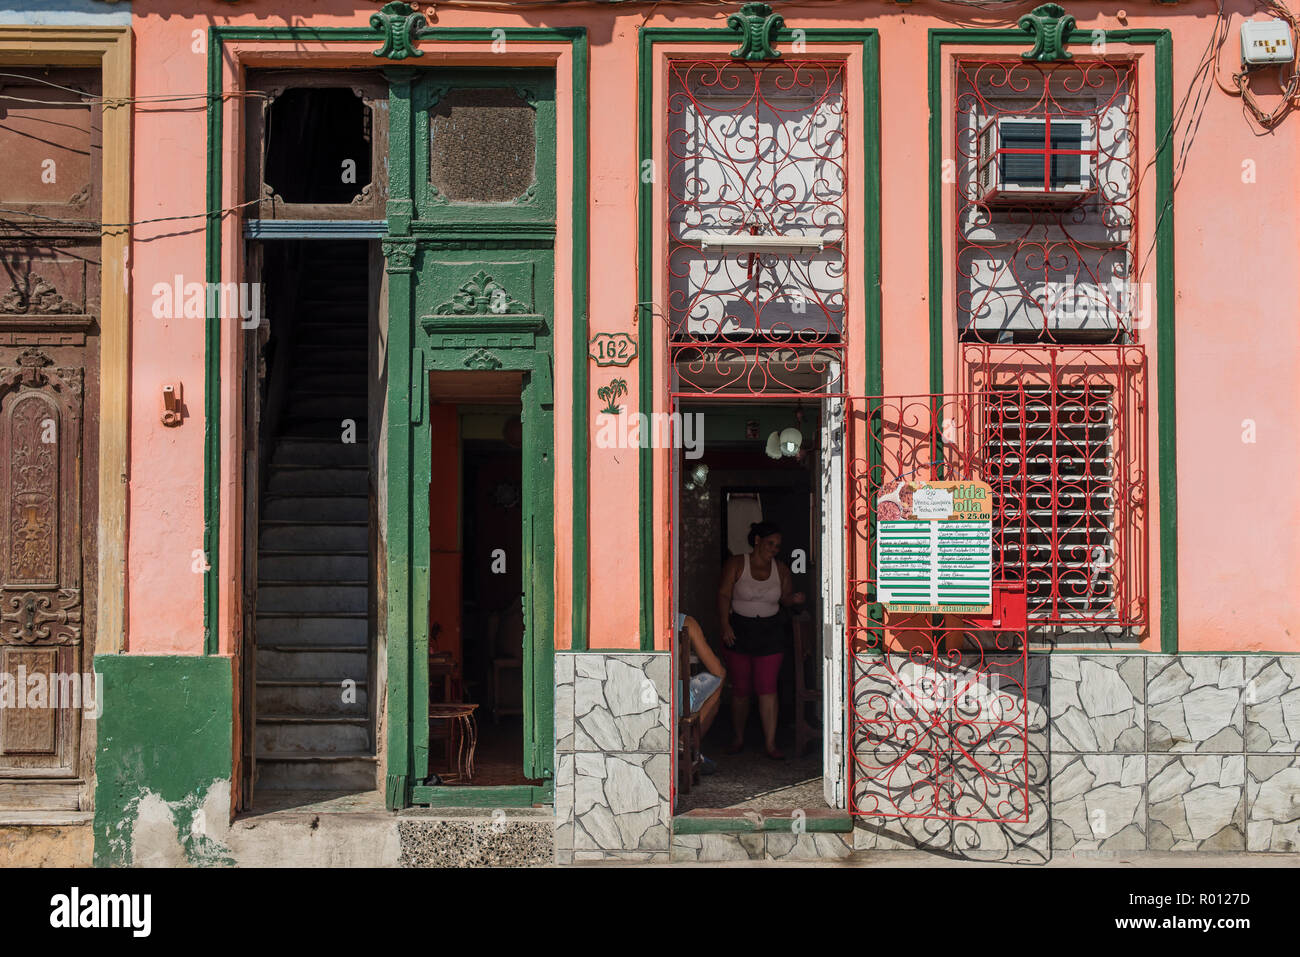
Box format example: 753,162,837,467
1217,0,1300,129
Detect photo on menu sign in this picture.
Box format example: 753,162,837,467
875,478,994,614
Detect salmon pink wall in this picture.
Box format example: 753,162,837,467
123,1,1300,658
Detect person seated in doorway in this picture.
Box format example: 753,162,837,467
678,613,726,774
717,521,805,760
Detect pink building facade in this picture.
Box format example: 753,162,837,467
0,0,1297,866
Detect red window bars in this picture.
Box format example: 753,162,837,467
955,58,1138,344
846,393,1030,824
964,344,1148,629
667,59,847,398
955,59,1148,634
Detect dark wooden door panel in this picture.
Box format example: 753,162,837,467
0,68,100,796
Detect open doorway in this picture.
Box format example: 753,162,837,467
674,403,832,814
424,389,542,790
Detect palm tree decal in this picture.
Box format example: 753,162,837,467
596,378,627,415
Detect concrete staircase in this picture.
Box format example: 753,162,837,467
254,251,376,792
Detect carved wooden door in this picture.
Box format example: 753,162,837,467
0,68,101,806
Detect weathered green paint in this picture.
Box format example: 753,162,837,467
205,26,587,810
203,29,224,655
413,70,555,221
637,28,883,651
204,21,589,665
384,66,561,809
672,810,854,834
570,30,592,651
925,28,1178,652
92,655,233,866
410,783,553,807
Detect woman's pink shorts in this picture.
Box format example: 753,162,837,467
723,649,783,696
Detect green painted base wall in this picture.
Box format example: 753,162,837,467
92,655,233,867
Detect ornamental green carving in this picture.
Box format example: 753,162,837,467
371,1,426,61
434,271,530,316
1019,4,1076,62
728,3,784,62
464,348,504,371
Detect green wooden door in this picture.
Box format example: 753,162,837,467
384,68,556,808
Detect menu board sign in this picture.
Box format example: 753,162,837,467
875,479,993,613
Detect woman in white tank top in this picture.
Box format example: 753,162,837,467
716,522,805,759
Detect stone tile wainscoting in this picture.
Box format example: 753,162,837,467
851,653,1300,859
554,653,673,864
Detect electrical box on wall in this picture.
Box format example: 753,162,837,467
1241,20,1294,66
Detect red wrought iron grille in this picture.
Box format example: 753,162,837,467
845,393,1031,823
667,59,847,398
964,343,1148,629
955,58,1140,345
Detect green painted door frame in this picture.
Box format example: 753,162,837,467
924,27,1178,652
385,67,558,809
205,24,587,811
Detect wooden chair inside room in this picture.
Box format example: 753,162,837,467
428,641,472,782
792,615,823,758
677,623,703,795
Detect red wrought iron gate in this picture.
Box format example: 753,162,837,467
845,391,1032,824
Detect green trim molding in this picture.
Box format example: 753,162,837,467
637,25,883,651
93,655,234,866
925,25,1178,652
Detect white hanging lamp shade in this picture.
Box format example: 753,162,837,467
765,430,783,459
778,426,803,457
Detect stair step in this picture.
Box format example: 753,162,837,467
256,680,369,715
258,552,369,579
256,716,371,754
256,615,368,645
286,396,368,419
258,583,367,613
267,466,368,495
263,496,368,522
270,442,368,468
255,753,377,791
259,523,368,550
257,645,368,681
293,373,367,392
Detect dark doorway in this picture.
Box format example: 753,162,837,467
675,405,828,813
425,399,540,789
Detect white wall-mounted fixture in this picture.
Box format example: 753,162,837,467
681,231,827,254
976,115,1095,206
1241,19,1294,66
765,430,783,459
